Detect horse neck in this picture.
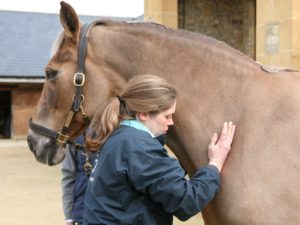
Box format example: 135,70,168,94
91,22,258,82
90,22,260,128
98,22,260,106
89,23,262,172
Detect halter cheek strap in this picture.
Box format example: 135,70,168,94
29,22,93,147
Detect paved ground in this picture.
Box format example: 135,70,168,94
0,139,204,225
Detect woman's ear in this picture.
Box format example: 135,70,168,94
136,112,149,122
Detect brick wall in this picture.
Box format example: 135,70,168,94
11,87,42,139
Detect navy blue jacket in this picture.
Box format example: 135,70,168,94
72,149,96,223
83,126,220,225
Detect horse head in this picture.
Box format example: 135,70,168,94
27,1,126,165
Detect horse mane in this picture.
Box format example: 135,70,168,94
92,19,261,70
258,63,299,73
50,19,99,57
51,31,64,57
51,19,299,74
130,21,300,74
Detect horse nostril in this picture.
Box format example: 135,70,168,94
27,135,36,153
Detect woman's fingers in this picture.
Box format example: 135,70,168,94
210,121,235,149
218,122,229,144
229,124,236,141
222,122,228,136
228,121,232,133
226,122,235,144
208,121,236,172
219,121,235,147
210,133,218,146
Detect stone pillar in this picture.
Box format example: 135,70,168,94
144,0,178,28
256,0,300,70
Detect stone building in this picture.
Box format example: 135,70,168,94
144,0,300,70
0,11,54,139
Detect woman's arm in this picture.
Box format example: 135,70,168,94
61,145,77,223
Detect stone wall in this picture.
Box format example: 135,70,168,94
256,0,300,70
178,0,256,59
144,0,178,28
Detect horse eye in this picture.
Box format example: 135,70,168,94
45,69,58,80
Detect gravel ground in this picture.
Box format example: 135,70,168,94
0,139,204,225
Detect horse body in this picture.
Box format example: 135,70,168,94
27,2,300,224
203,75,300,224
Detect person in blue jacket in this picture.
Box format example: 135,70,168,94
61,134,97,225
83,74,235,225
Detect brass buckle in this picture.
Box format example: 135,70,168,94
73,73,85,86
56,132,69,144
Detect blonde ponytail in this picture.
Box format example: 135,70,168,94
86,97,120,150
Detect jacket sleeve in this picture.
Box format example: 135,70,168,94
127,144,220,221
61,145,77,221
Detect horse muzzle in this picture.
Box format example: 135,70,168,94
27,132,65,166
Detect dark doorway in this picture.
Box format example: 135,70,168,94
0,91,11,138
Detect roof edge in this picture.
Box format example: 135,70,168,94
0,78,45,84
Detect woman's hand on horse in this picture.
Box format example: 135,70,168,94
208,121,235,172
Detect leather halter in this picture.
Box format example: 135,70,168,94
29,22,93,147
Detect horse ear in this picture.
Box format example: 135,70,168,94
59,1,79,42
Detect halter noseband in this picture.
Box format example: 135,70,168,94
29,22,93,147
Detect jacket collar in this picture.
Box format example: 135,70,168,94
120,119,154,137
120,119,166,145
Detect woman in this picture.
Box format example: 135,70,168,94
83,75,235,225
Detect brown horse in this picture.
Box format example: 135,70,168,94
27,1,300,224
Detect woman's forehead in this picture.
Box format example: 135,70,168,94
163,101,177,114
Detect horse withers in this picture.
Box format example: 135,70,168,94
27,1,300,224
